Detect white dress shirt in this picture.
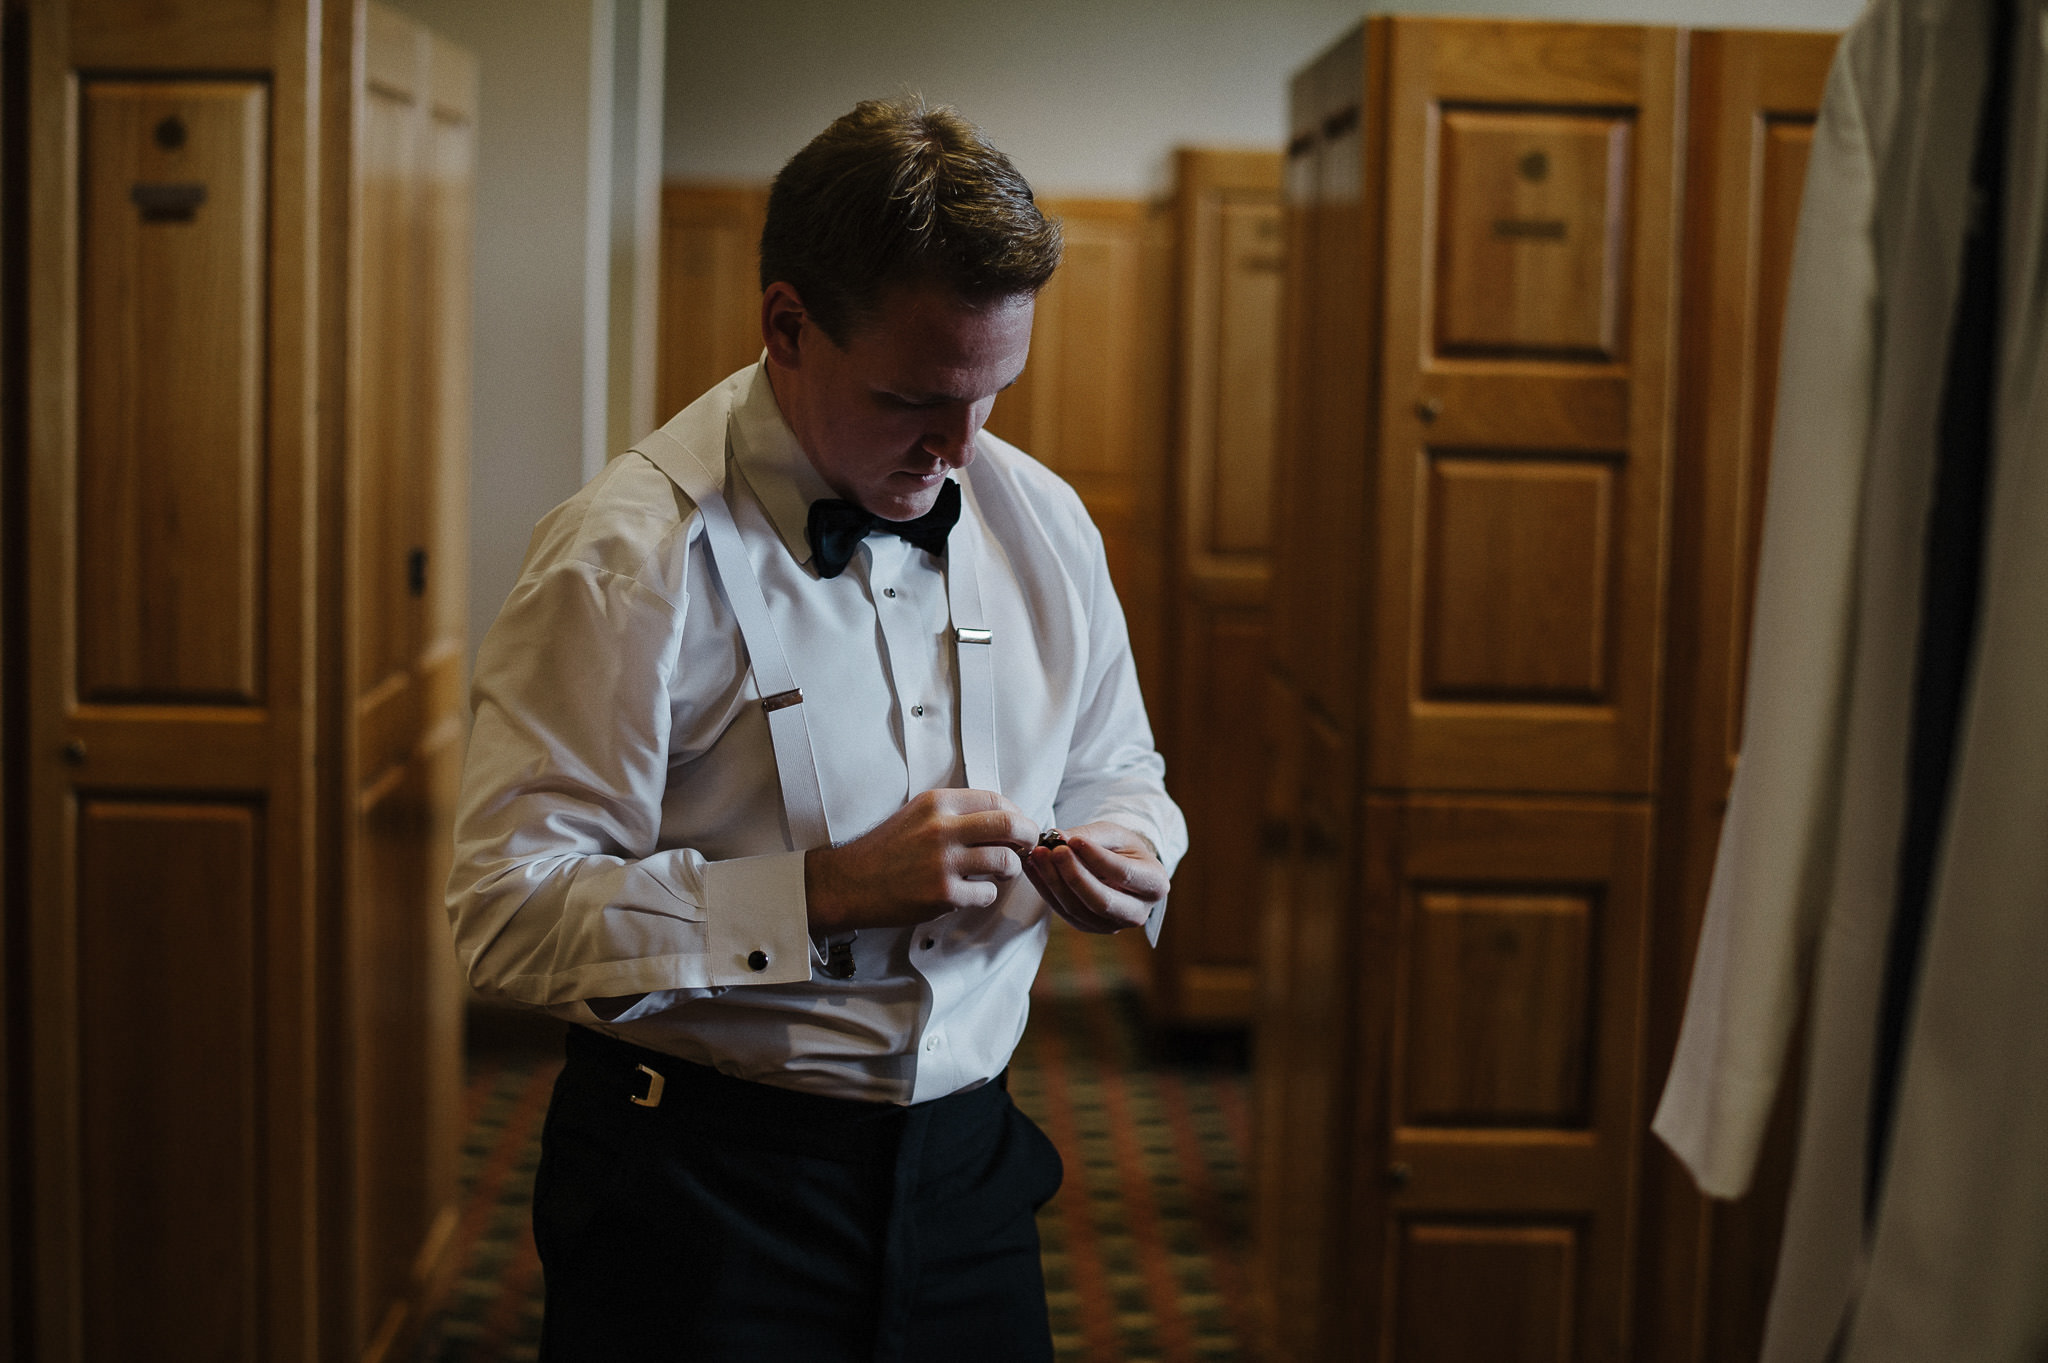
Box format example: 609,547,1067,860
448,363,1186,1104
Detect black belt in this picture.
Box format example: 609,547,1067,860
560,1026,1005,1164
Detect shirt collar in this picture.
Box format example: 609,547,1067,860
728,359,837,566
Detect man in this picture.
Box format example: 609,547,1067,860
447,96,1186,1361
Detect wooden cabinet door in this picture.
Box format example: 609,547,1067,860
348,7,472,1356
24,6,323,1360
1368,19,1682,796
1637,29,1836,1363
1353,796,1654,1363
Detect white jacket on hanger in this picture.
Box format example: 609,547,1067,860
1653,0,2048,1355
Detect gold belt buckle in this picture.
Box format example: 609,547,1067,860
629,1062,665,1108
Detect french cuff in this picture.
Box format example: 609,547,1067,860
1143,896,1167,948
697,849,813,986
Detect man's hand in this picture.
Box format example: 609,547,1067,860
805,789,1039,933
1023,821,1168,935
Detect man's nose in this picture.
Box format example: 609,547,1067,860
922,401,985,466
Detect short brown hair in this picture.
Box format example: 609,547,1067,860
759,96,1063,344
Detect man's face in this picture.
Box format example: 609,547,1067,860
767,280,1034,522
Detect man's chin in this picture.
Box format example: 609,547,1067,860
872,484,944,522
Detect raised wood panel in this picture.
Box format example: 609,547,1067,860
1405,890,1594,1127
1205,194,1283,557
1435,109,1631,359
656,183,767,422
76,80,265,703
77,799,262,1363
1390,1222,1579,1363
1421,454,1617,701
1372,17,1678,796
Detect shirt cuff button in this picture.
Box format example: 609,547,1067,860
747,949,769,971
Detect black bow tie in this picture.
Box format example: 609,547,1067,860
805,479,961,580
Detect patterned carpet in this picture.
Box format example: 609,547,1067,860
417,929,1256,1362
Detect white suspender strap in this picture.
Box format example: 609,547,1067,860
946,503,1000,795
634,427,834,852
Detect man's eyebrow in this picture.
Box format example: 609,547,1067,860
887,373,1025,403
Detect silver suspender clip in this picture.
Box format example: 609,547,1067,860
954,627,991,646
760,687,804,713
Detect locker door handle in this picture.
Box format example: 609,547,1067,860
407,547,428,598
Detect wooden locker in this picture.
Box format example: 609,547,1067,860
26,6,321,1355
1635,29,1836,1363
16,2,471,1359
1143,147,1284,1027
1256,15,1840,1363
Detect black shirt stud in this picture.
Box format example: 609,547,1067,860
747,949,769,972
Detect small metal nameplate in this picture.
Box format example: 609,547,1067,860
1492,217,1567,241
955,627,992,646
131,181,207,223
760,688,804,713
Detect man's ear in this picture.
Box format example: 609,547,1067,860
761,281,807,369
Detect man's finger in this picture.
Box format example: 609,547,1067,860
955,807,1039,852
1029,845,1147,932
955,844,1023,883
1065,835,1168,899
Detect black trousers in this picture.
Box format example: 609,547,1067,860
534,1027,1064,1362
